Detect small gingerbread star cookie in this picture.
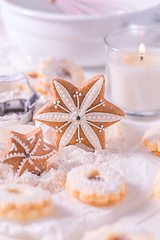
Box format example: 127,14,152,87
34,75,125,150
0,127,58,177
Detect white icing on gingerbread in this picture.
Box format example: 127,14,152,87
43,144,50,151
0,131,57,177
27,135,35,144
35,77,123,149
10,143,17,152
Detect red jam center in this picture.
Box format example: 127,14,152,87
111,236,129,240
88,175,103,181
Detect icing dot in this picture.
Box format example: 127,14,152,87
76,91,78,94
79,93,82,96
100,99,103,102
63,95,66,98
57,100,60,104
103,104,105,107
55,106,58,109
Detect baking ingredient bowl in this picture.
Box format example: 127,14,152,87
0,0,133,67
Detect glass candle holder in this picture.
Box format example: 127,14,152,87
104,27,160,116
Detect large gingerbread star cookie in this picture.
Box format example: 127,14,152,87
34,75,125,149
0,127,58,176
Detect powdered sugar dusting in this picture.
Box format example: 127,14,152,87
0,184,50,204
0,168,65,193
66,164,125,195
0,119,154,193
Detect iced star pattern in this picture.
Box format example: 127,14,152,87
0,129,57,177
35,77,123,150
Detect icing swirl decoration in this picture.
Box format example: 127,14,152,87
0,128,58,176
34,75,125,149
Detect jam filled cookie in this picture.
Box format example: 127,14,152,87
37,56,84,97
34,75,125,150
0,184,53,220
142,124,160,156
65,164,127,206
81,224,154,240
0,127,58,177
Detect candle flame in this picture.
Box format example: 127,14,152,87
139,43,146,54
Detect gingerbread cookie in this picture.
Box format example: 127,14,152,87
81,224,154,240
0,184,53,220
0,127,58,177
34,75,125,150
65,164,127,206
37,56,84,97
142,124,160,156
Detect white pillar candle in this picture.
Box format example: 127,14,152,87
106,44,160,113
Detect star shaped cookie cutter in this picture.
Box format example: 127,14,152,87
0,73,39,123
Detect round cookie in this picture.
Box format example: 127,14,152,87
142,124,160,156
0,184,53,220
81,224,154,240
65,164,127,206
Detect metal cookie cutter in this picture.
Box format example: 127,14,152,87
0,72,39,124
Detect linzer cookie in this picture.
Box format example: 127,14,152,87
65,164,127,206
81,224,155,240
142,124,160,156
37,56,84,97
0,127,58,177
0,184,53,220
34,75,125,150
